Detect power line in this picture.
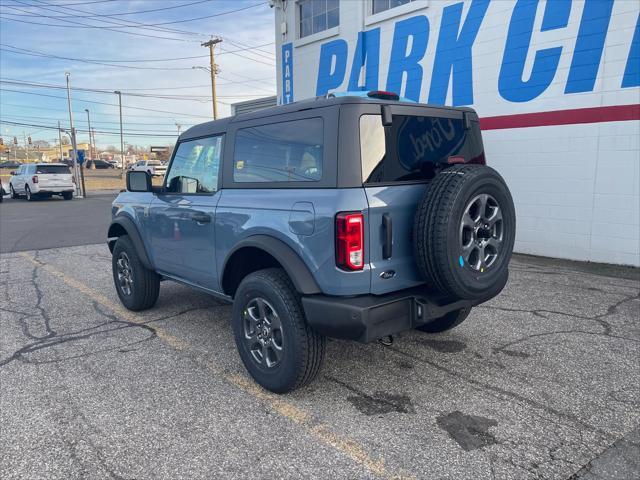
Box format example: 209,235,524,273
1,88,219,117
0,0,216,18
2,112,197,128
0,79,272,99
1,0,116,6
1,42,279,70
1,1,268,31
1,46,201,71
0,120,181,137
0,41,274,63
1,102,208,120
0,76,276,93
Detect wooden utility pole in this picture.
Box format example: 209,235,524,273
202,38,222,120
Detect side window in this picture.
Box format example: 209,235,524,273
233,117,323,183
165,135,223,194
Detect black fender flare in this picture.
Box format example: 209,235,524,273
222,235,321,295
107,215,154,270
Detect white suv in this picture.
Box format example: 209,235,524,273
9,163,75,201
130,160,167,177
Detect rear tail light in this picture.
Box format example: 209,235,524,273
336,212,364,271
32,175,38,184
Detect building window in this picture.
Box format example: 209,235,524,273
372,0,415,15
299,0,339,38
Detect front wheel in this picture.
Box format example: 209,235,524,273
416,307,472,333
112,235,160,311
10,184,18,199
232,268,326,393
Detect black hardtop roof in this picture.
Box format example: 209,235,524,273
179,95,475,141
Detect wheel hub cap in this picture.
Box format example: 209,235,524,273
243,297,283,368
459,194,504,272
116,252,134,296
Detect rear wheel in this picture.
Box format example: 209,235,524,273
416,307,471,333
25,185,33,201
112,235,160,311
62,192,73,200
414,165,515,300
232,268,326,393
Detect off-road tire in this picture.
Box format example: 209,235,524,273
112,235,160,311
232,268,326,393
62,192,73,200
416,307,472,333
414,164,515,300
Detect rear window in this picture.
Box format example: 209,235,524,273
233,117,323,183
35,165,71,174
360,114,484,184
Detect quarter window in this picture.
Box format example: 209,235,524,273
165,135,223,194
233,118,323,183
299,0,339,38
372,0,415,15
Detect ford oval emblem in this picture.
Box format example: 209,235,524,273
379,270,396,280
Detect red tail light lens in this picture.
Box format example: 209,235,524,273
32,175,38,184
336,212,364,271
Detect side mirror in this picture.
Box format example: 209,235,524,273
10,171,16,176
126,170,152,192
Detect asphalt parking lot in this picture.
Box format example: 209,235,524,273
1,201,639,479
0,192,116,253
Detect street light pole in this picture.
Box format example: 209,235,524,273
114,90,125,178
84,108,93,163
65,72,82,197
57,121,64,161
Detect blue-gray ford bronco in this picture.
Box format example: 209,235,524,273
108,91,516,393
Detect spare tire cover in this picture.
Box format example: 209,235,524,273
413,164,516,300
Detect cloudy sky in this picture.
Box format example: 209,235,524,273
0,0,276,148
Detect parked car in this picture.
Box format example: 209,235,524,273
108,91,516,393
129,160,167,177
85,159,115,169
108,159,122,169
10,163,74,200
0,161,21,169
0,180,6,202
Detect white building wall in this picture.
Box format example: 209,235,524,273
274,0,640,266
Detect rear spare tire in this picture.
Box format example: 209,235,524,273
414,164,515,300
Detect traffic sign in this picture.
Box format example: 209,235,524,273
77,149,86,165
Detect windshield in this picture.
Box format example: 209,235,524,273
36,165,71,174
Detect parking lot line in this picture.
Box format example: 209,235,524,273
18,251,413,480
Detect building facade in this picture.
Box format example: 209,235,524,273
273,0,640,266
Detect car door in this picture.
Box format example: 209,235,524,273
21,165,33,192
148,134,224,291
12,165,23,192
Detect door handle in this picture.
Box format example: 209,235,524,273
382,213,392,259
191,213,211,224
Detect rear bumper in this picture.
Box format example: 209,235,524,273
301,277,506,343
32,186,74,194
